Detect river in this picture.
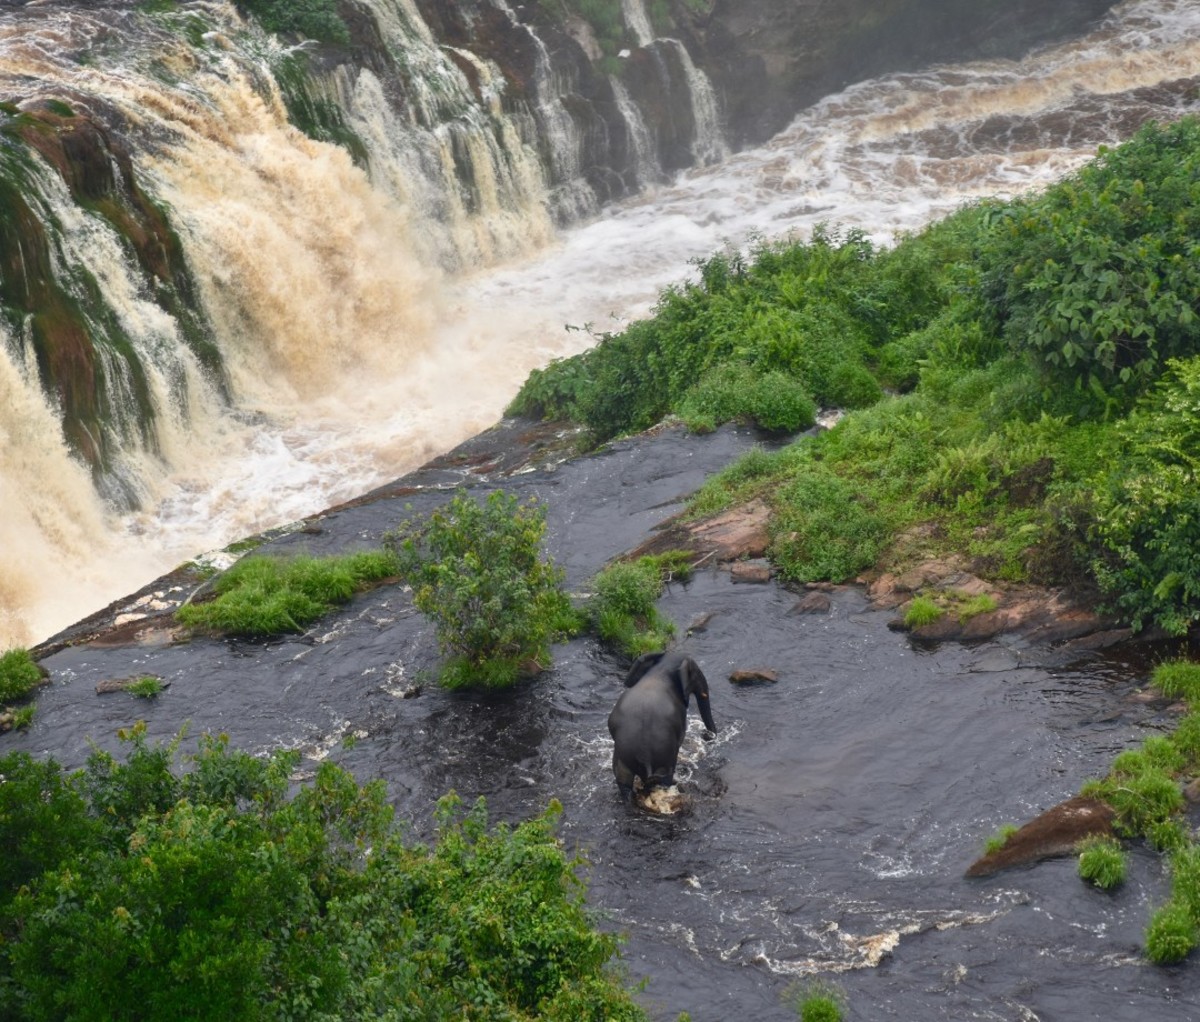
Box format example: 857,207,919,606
3,0,1200,648
9,419,1199,1019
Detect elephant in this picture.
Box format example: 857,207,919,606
607,651,717,802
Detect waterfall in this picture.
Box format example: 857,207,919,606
621,0,655,47
662,39,728,166
610,77,660,189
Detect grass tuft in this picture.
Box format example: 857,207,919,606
176,550,399,637
1077,836,1126,890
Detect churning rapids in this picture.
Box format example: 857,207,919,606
1,0,1198,648
6,0,1200,1017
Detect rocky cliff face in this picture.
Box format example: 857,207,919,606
672,0,1119,147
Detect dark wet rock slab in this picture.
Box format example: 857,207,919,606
965,796,1116,877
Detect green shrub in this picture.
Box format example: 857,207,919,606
1077,836,1126,890
176,549,399,636
126,675,165,698
1153,659,1200,704
1091,357,1200,634
978,117,1200,409
1083,765,1184,838
904,595,943,629
588,552,691,656
0,732,647,1020
677,363,817,434
386,490,581,688
1172,710,1200,769
957,593,998,621
771,464,889,582
0,649,42,703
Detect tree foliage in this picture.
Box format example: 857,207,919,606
979,118,1200,406
0,729,646,1020
386,490,581,688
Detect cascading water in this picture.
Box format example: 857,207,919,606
0,0,1197,652
0,0,730,647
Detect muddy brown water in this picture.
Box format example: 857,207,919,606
8,422,1200,1020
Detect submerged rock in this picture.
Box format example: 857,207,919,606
729,668,778,685
965,796,1116,877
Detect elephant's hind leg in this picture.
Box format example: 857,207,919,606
612,750,636,802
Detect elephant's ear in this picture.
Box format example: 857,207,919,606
624,651,665,687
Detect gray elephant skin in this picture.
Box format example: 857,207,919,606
607,651,718,801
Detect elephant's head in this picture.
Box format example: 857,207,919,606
624,651,718,734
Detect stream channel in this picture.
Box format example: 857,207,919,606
10,421,1200,1020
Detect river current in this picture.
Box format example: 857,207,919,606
10,420,1200,1019
4,0,1200,647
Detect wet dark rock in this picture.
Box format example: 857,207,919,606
965,795,1116,878
729,561,772,584
96,675,169,695
624,499,771,566
729,668,778,685
686,611,716,635
790,591,832,615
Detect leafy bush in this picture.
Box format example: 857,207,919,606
588,552,692,655
1078,836,1127,890
770,461,890,583
386,490,581,688
0,731,647,1020
978,118,1200,409
126,674,165,698
1090,357,1200,634
176,549,399,636
0,648,42,702
677,363,817,434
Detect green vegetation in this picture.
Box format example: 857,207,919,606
386,490,582,689
125,674,165,698
903,595,943,629
1154,659,1200,702
510,116,1200,638
272,53,369,166
1077,657,1200,961
1,648,41,731
1077,835,1127,890
0,648,42,703
589,551,693,655
233,0,349,44
983,823,1019,856
0,727,646,1020
785,979,846,1022
175,549,400,636
536,0,628,61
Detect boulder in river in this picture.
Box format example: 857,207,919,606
965,796,1116,877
